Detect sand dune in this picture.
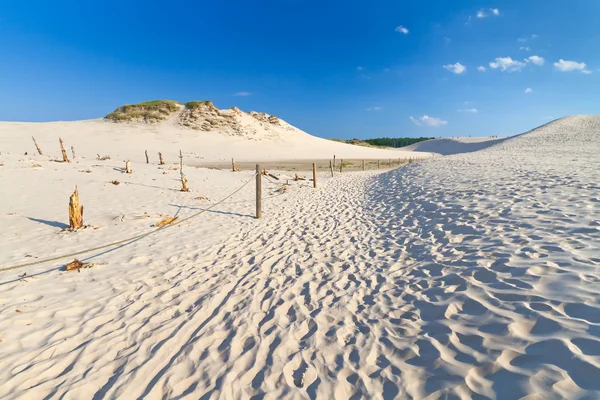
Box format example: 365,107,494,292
0,115,599,398
403,136,505,155
0,103,430,163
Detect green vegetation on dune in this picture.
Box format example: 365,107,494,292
363,137,434,148
105,100,180,122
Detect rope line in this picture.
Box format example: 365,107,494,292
0,173,259,274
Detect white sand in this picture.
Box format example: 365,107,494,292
1,115,599,399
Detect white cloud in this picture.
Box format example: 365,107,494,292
520,46,531,51
527,55,545,66
366,107,382,111
582,69,592,75
477,66,486,72
525,88,533,94
410,115,448,127
489,57,526,72
477,8,499,18
395,25,409,34
553,59,587,73
458,108,478,113
233,91,251,96
443,62,467,74
531,34,538,39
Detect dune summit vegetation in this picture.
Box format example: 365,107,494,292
105,100,180,123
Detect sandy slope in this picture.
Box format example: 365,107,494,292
0,108,429,163
0,115,599,399
403,136,505,155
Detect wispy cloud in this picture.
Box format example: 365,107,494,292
518,33,538,42
410,115,448,127
233,91,251,96
525,88,533,94
489,57,526,72
357,66,364,71
395,25,409,34
366,107,382,111
477,66,486,72
554,59,590,74
477,8,500,18
519,46,531,51
527,55,545,66
458,108,478,113
443,62,467,74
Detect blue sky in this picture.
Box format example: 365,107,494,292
0,0,598,139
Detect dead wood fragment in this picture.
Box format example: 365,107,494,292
68,187,84,230
156,216,178,227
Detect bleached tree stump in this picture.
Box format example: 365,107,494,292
125,160,132,174
159,152,165,165
71,146,76,160
59,138,70,163
68,187,84,230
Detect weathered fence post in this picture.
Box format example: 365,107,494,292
377,160,380,169
125,160,132,174
329,160,334,177
389,158,392,167
313,162,317,188
145,150,149,164
32,136,43,155
158,152,165,165
59,138,70,163
179,150,189,192
362,160,365,171
333,155,336,168
340,159,343,173
71,146,76,160
256,164,262,219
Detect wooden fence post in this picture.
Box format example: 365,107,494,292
377,160,380,169
125,160,132,174
312,163,317,188
59,138,70,163
333,155,336,168
256,164,262,219
145,150,149,164
71,146,76,160
179,150,189,192
32,136,43,155
362,160,365,171
158,152,165,165
329,160,334,177
340,159,343,173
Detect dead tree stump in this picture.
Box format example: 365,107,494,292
158,152,165,165
68,187,84,230
59,138,70,163
125,160,132,174
71,146,76,160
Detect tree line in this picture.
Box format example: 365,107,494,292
363,137,434,148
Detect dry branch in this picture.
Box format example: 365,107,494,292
32,136,43,155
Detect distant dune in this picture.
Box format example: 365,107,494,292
403,136,506,155
0,100,432,163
